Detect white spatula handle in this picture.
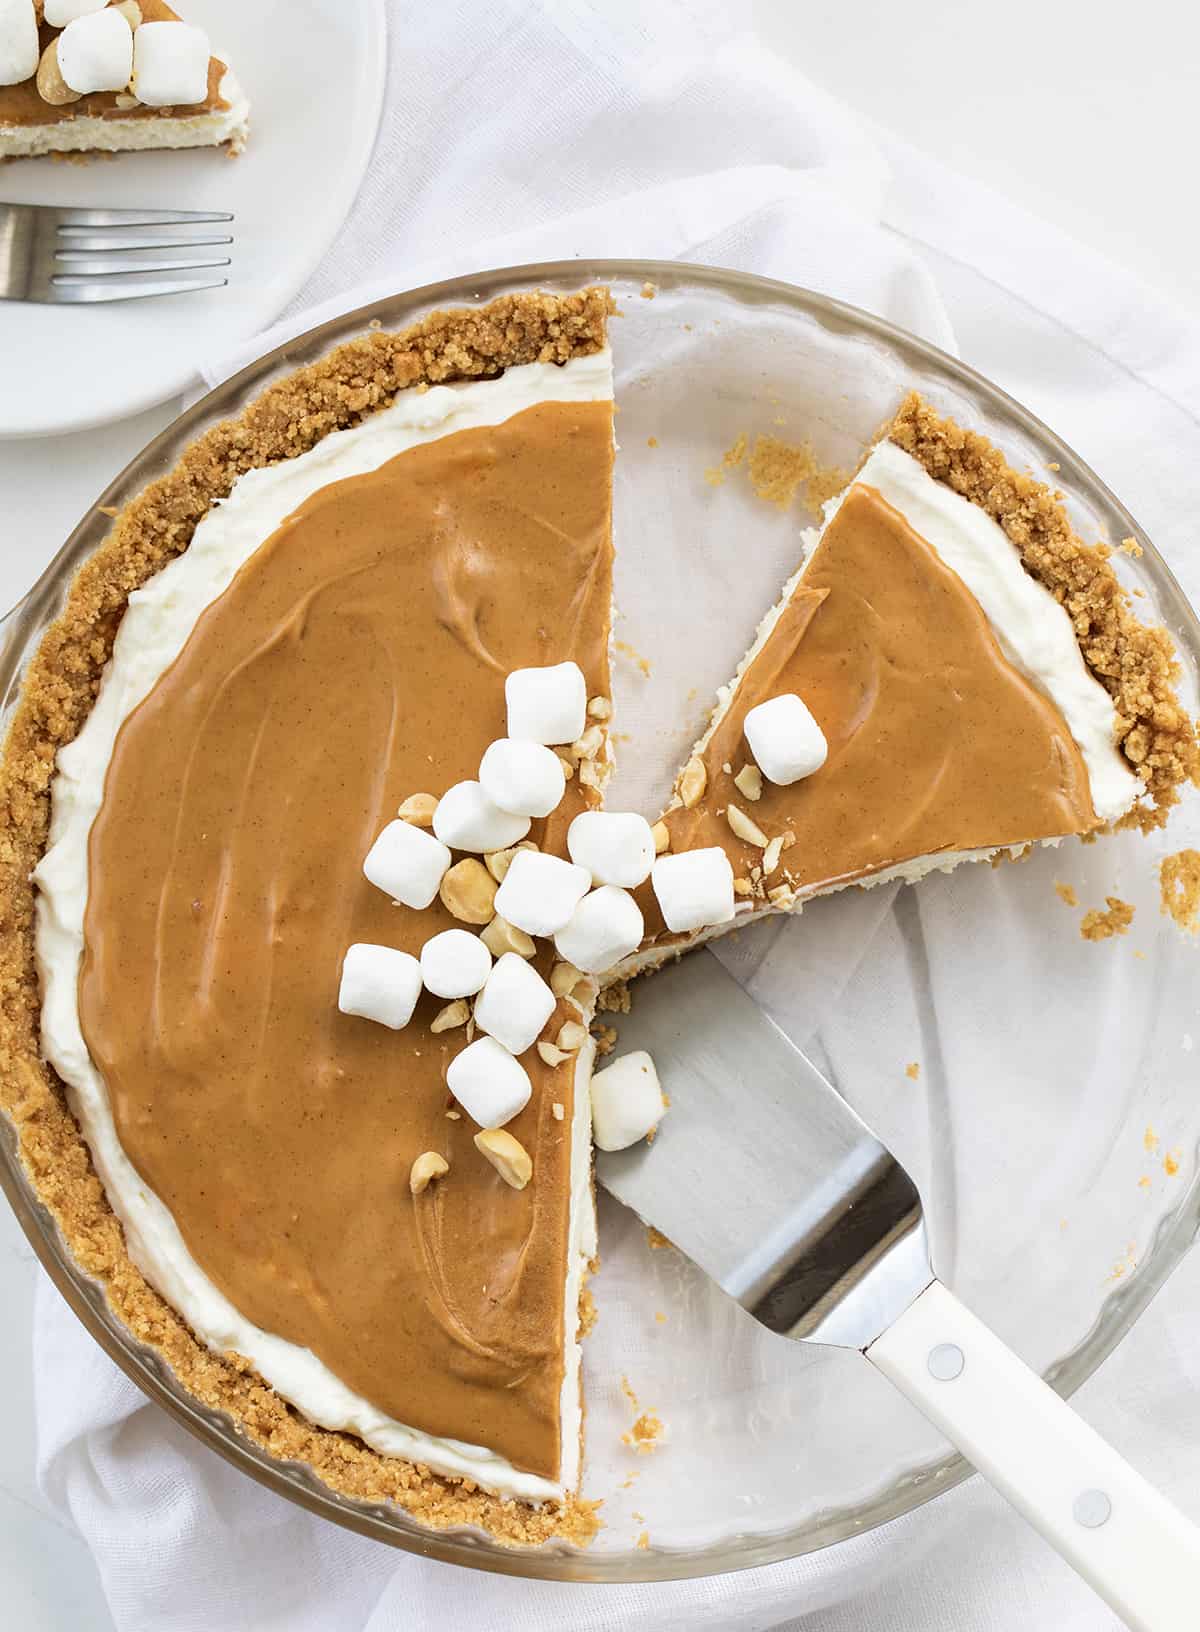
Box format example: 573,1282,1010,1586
867,1279,1200,1631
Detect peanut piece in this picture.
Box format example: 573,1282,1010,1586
474,1129,533,1190
430,999,469,1034
439,859,497,924
481,915,536,959
556,1020,588,1053
555,751,576,781
398,792,437,826
537,1041,570,1067
768,884,794,907
571,723,604,760
651,820,670,854
579,757,605,791
114,1,143,26
733,877,753,897
409,1151,449,1195
551,1101,565,1121
733,763,763,802
678,756,706,808
762,836,784,877
726,803,768,847
37,42,81,106
550,960,584,997
587,695,612,721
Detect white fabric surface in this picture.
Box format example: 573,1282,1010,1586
32,1,1200,1627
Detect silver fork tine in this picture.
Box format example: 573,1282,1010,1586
49,272,229,304
56,231,234,252
53,207,234,227
53,252,232,276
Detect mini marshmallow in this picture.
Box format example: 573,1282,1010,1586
493,848,591,938
338,944,422,1031
432,781,530,854
131,18,210,106
744,692,828,786
56,7,133,94
447,1035,532,1129
0,0,39,88
554,886,644,975
363,819,451,910
479,738,566,819
419,928,492,1000
473,952,557,1056
505,661,587,745
44,0,106,25
590,1050,667,1151
651,847,735,934
567,810,656,888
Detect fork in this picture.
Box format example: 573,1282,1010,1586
0,203,232,304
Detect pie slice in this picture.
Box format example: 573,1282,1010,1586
0,2,248,161
0,288,1195,1551
628,400,1198,974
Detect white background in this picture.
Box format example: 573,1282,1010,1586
2,1,1198,1625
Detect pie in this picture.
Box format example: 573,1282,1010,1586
0,288,1195,1547
0,1,247,162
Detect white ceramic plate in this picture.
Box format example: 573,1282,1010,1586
0,0,386,439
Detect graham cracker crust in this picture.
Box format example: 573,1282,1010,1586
890,394,1200,830
0,288,611,1546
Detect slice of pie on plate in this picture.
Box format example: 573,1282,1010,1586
0,1,248,160
0,287,1195,1546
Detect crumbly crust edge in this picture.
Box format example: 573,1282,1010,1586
0,288,612,1546
889,392,1199,831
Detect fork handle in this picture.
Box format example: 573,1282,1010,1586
867,1279,1200,1631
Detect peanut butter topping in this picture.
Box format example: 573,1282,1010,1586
646,482,1100,933
78,398,613,1483
0,3,228,128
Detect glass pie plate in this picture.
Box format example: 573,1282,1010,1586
1,262,1198,1585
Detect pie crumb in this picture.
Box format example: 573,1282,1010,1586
597,980,632,1014
623,1411,665,1454
640,282,656,300
646,436,658,448
905,1061,920,1081
1055,882,1078,907
1080,897,1135,941
1160,849,1200,934
636,1531,650,1550
579,1285,598,1337
1118,536,1144,557
646,1226,673,1250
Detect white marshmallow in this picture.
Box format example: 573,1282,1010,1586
338,944,422,1031
554,886,644,975
56,8,133,94
590,1050,667,1151
651,847,736,934
43,0,106,26
493,849,591,938
363,819,451,910
419,928,492,1000
131,18,210,107
744,692,828,786
505,662,587,745
432,781,530,854
567,810,656,887
0,0,38,88
447,1035,532,1129
473,952,557,1056
478,738,566,819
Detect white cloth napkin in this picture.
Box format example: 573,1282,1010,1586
33,2,1200,1628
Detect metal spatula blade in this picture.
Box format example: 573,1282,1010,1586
596,949,1200,1632
597,950,931,1350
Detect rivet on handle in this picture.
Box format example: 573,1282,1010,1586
927,1343,965,1381
1073,1489,1112,1529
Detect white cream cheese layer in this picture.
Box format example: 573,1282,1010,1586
35,350,612,1504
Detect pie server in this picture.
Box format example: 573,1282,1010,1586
596,950,1200,1630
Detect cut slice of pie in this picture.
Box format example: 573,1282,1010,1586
627,398,1198,974
0,2,248,161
